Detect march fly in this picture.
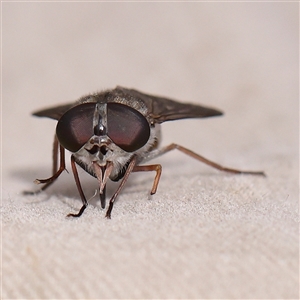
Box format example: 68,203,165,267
25,86,265,218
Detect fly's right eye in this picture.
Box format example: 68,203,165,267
107,103,150,152
56,103,96,152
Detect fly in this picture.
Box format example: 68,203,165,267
25,86,265,218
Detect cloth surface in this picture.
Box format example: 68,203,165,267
2,2,299,299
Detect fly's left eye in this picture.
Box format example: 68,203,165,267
107,103,150,152
56,103,95,152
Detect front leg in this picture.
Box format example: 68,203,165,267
66,155,88,218
105,155,138,219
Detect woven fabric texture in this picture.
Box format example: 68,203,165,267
2,2,299,299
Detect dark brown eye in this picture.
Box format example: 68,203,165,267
56,102,150,153
107,103,150,152
56,103,95,152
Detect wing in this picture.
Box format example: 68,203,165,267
32,102,76,120
32,87,223,123
117,86,223,124
32,91,108,120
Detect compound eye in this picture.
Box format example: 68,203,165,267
107,103,150,152
56,103,95,152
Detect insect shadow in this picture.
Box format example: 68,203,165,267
19,165,155,208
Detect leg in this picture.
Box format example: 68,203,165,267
52,134,59,176
105,155,137,219
133,164,162,195
145,143,265,176
23,137,66,195
100,185,106,209
66,155,88,218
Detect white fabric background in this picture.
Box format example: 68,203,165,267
2,2,299,299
